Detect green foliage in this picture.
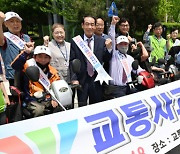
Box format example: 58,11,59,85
170,0,180,22
118,0,158,35
0,0,179,41
162,22,180,31
41,0,107,23
41,0,108,39
156,0,173,22
0,0,48,24
156,0,180,22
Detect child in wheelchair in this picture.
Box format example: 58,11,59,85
11,42,62,118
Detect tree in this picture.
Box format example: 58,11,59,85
118,0,158,38
41,0,107,39
169,0,180,22
156,0,173,22
0,0,49,39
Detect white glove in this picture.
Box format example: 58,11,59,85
137,75,144,84
34,91,43,98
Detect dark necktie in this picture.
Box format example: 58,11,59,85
122,68,127,83
87,38,94,77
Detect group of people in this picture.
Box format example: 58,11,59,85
0,10,179,124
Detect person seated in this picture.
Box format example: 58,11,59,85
103,16,145,100
131,43,165,73
11,43,61,117
131,42,149,63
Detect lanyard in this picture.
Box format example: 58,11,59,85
56,41,68,62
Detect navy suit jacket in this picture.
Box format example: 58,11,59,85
70,35,112,85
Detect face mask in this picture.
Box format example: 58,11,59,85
117,45,128,54
36,62,49,70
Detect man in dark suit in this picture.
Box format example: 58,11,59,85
70,16,112,107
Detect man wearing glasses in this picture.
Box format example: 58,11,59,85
118,18,137,56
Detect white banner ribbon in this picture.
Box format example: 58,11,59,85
73,35,112,84
4,32,25,50
27,59,50,90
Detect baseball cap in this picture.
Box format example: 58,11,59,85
4,11,22,21
116,35,129,44
34,46,51,57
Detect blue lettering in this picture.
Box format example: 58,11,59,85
129,119,151,137
84,110,128,153
151,93,175,125
120,100,149,124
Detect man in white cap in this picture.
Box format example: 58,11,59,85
103,16,144,100
0,11,31,86
11,43,61,117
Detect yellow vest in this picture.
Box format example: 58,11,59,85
149,35,166,62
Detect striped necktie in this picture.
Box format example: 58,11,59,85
86,38,94,77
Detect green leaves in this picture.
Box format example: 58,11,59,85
41,0,107,23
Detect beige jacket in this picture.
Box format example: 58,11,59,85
48,39,71,82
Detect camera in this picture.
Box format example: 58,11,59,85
130,38,137,45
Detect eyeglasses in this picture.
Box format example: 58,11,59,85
120,24,129,27
53,31,64,35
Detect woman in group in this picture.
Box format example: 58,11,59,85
167,27,179,52
44,23,71,83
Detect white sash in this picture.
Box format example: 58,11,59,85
73,35,112,84
27,59,50,90
4,32,25,50
26,59,66,110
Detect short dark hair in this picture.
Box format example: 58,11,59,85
153,22,162,30
96,17,105,21
170,27,179,33
118,17,129,26
82,16,96,24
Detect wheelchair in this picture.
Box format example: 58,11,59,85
7,70,61,122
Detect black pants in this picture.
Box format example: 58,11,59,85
103,84,138,101
0,112,6,125
103,85,127,101
77,75,102,107
8,79,14,86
